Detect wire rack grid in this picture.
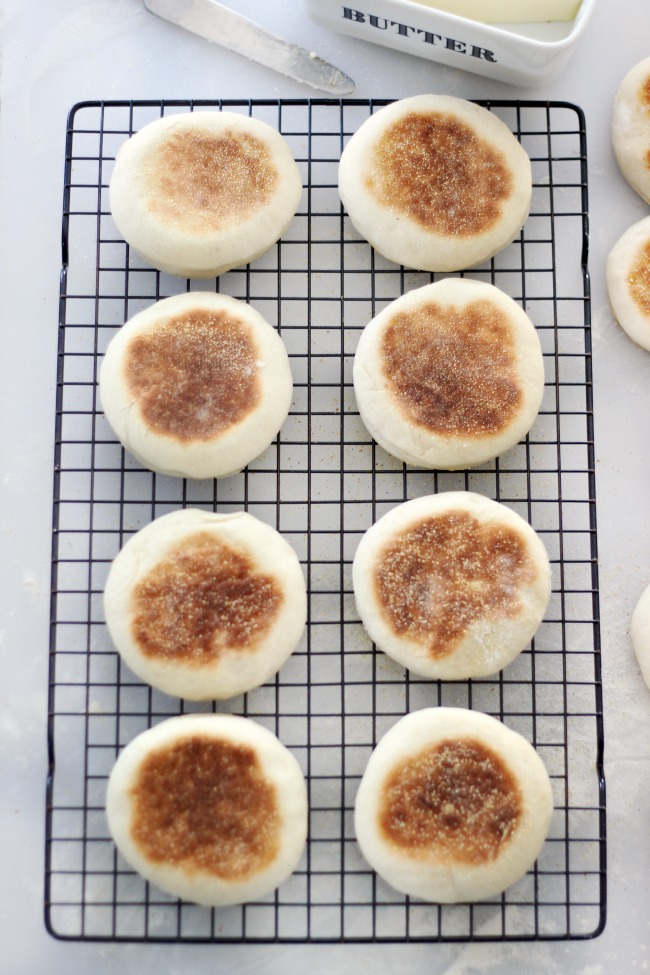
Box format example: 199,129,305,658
46,97,605,945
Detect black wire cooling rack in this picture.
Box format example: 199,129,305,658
46,98,605,944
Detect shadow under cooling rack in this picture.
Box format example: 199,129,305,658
46,98,605,944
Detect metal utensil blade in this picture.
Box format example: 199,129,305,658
143,0,355,95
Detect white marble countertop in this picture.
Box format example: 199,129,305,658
2,0,650,972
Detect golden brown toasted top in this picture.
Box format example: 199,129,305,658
380,299,523,437
378,737,522,864
366,111,513,238
131,530,283,662
639,75,650,110
629,240,650,316
125,309,262,442
373,511,537,658
129,735,280,880
145,126,279,233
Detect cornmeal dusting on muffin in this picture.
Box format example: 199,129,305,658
366,112,513,237
629,240,650,316
639,75,650,110
132,531,283,662
380,299,523,437
129,736,280,879
378,738,522,864
125,309,262,441
373,511,537,658
145,128,278,233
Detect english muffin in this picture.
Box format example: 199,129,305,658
109,110,303,278
352,492,551,680
353,278,545,470
606,215,650,351
106,713,308,906
631,582,650,691
104,509,307,700
612,56,650,204
99,291,293,479
355,707,553,903
338,94,532,272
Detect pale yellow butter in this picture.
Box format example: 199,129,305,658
409,0,582,22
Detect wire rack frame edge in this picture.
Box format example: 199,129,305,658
45,97,606,945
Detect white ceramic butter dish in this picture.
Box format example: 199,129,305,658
302,0,597,86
